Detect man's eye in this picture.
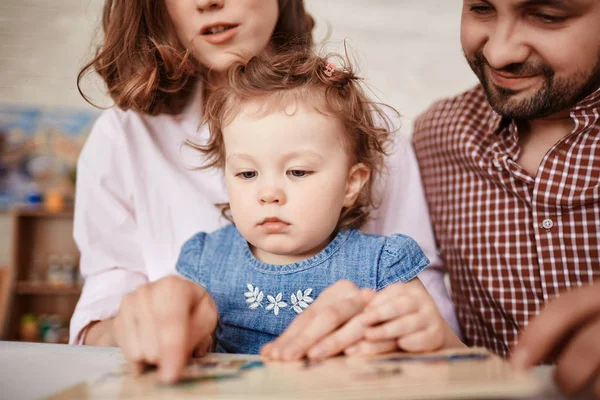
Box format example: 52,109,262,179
470,5,495,15
533,13,566,24
237,171,257,179
288,170,311,178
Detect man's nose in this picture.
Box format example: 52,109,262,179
483,20,531,71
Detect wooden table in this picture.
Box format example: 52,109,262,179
0,341,569,400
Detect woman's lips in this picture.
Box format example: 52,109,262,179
201,24,239,45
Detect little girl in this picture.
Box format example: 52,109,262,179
177,50,451,355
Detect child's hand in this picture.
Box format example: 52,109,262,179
112,276,218,383
261,280,374,361
346,279,465,356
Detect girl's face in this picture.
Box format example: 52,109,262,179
223,98,369,265
165,0,279,72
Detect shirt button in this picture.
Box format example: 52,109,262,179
492,158,502,170
542,219,554,229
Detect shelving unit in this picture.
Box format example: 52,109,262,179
15,281,82,296
1,208,81,342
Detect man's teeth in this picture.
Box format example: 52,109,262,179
207,26,231,34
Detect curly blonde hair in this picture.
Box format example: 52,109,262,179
191,48,397,230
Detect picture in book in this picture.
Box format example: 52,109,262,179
50,348,542,400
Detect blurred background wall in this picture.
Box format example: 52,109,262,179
0,0,478,266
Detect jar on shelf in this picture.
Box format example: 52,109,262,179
19,313,39,342
47,254,64,287
42,315,62,344
61,255,75,286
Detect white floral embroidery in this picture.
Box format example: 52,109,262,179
265,293,288,316
290,288,314,314
244,284,264,310
244,284,315,316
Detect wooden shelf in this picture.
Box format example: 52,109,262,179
2,209,80,341
10,207,74,218
15,282,82,296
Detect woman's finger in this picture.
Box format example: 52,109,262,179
193,336,213,358
154,277,199,383
188,289,218,354
115,295,147,375
136,286,160,365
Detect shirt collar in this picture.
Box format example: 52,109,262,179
571,85,600,113
486,84,600,136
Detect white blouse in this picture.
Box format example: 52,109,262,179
70,87,460,344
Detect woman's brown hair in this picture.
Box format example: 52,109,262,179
194,49,397,231
77,0,314,115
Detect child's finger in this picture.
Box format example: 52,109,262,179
359,288,377,303
263,307,323,359
278,293,368,361
306,316,366,360
397,328,444,353
364,283,409,310
345,339,397,357
358,295,418,326
265,281,363,359
365,313,428,341
272,281,358,344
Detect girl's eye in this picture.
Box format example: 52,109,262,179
237,171,257,179
288,170,311,178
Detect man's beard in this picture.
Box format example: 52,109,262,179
465,51,600,120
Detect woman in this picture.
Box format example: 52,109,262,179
72,0,457,383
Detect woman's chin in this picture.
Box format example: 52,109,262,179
200,52,252,74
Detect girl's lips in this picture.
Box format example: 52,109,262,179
260,221,289,234
201,25,239,45
259,218,290,234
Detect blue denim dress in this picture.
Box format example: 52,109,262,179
176,224,429,354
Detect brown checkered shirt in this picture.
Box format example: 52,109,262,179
413,85,600,357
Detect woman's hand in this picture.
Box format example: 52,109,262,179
347,279,465,356
511,282,600,398
261,280,374,361
99,276,217,383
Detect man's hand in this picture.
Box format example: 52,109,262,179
106,276,217,383
511,282,600,398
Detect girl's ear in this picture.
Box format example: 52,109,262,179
343,163,370,208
